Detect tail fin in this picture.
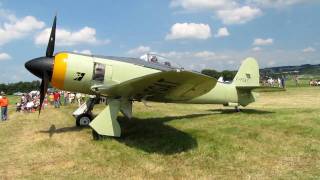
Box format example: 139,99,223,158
232,57,259,88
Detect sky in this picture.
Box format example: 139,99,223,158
0,0,319,83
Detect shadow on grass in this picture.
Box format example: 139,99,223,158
38,124,86,138
207,108,274,114
39,113,211,154
116,113,212,155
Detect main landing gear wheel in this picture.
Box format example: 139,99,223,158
73,97,100,127
76,114,92,127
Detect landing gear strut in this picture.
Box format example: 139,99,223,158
235,106,241,112
73,96,100,127
89,98,132,140
92,129,106,140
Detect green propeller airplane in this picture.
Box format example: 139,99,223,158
25,16,262,140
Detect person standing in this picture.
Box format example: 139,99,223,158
0,94,2,119
76,93,82,107
63,91,69,105
294,75,299,86
278,77,282,88
53,91,60,108
281,76,286,89
0,93,9,121
49,93,54,105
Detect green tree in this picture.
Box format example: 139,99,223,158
201,69,236,81
0,81,40,95
201,69,221,79
221,70,236,81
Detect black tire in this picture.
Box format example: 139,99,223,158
92,129,104,140
76,114,92,127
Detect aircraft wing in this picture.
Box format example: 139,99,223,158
92,70,217,102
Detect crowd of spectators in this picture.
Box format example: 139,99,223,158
16,92,40,112
309,79,320,86
261,77,286,88
16,91,86,113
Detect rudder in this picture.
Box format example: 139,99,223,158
232,57,259,87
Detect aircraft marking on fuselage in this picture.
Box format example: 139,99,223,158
73,72,86,81
236,77,249,83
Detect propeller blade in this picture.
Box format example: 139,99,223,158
46,15,57,57
39,72,49,115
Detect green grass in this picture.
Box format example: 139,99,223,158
7,95,20,105
0,87,320,179
285,79,310,87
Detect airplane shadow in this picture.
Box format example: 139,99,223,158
207,108,274,114
116,113,212,155
38,113,211,154
37,109,272,154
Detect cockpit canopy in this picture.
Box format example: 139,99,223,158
139,53,183,69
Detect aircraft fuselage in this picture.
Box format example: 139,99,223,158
50,52,255,107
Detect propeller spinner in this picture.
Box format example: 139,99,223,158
25,15,57,115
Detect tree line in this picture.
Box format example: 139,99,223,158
0,81,40,95
201,69,237,81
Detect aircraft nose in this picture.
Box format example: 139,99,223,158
25,57,54,80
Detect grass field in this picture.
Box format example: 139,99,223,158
0,87,319,179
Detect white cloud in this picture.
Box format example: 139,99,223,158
170,0,315,25
217,6,262,24
267,60,276,66
159,50,229,61
127,45,151,55
35,27,109,46
166,23,212,40
302,47,316,53
194,51,216,59
157,50,233,70
0,10,108,47
159,51,191,59
171,1,262,25
247,0,316,8
73,49,92,55
0,15,45,45
193,51,217,59
80,50,92,55
194,51,229,60
0,9,17,22
215,27,230,37
253,38,273,46
252,47,262,51
170,0,236,11
0,52,11,61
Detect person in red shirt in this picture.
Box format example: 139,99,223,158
53,91,60,108
0,92,9,121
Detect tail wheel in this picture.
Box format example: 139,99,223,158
76,114,92,127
